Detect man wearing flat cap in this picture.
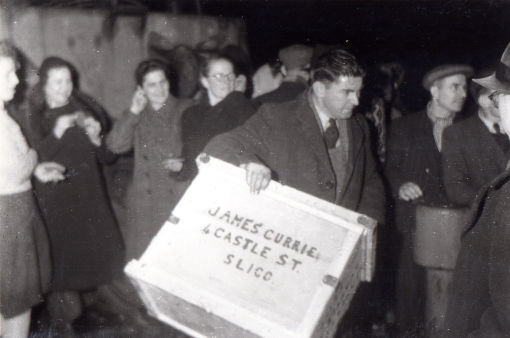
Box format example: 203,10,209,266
253,44,312,106
385,63,473,334
444,42,510,337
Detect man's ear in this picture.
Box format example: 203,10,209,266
477,92,495,110
312,81,326,97
200,76,209,89
430,85,439,100
235,74,247,92
280,65,287,76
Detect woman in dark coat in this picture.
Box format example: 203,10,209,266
27,57,124,332
179,53,256,181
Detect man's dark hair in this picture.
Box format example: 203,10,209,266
135,59,170,86
311,48,365,84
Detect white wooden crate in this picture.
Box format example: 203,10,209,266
125,154,377,338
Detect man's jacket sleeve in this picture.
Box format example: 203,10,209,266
205,104,274,167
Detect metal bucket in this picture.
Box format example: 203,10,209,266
413,205,469,269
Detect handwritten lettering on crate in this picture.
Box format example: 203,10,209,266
198,205,323,282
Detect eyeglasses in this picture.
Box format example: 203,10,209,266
489,90,502,109
209,73,236,82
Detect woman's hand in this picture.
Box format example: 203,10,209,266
34,162,66,183
53,114,78,139
130,88,147,115
80,115,102,146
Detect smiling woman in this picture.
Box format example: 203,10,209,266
106,59,194,261
24,56,125,335
200,56,236,106
178,53,256,181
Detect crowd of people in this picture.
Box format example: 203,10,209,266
2,36,510,337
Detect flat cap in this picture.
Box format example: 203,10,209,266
278,44,313,71
422,64,474,90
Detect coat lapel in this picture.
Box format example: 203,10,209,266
291,94,368,202
293,94,331,164
472,117,507,170
337,116,364,200
419,112,442,164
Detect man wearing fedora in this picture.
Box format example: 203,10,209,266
443,42,510,337
253,44,313,106
442,76,510,207
385,63,473,334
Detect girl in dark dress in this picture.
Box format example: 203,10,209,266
27,57,124,333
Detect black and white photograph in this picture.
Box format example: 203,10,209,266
1,0,510,337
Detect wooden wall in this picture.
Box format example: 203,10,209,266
2,7,244,118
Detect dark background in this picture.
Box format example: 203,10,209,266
23,0,510,110
201,0,510,110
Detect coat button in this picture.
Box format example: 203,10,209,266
143,154,148,160
325,180,335,190
146,189,152,195
425,168,430,173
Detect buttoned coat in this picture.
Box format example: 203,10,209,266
443,169,510,337
385,110,448,329
386,111,449,210
205,92,385,224
106,96,192,260
442,115,508,207
29,102,124,291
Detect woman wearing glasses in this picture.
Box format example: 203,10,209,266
179,53,256,181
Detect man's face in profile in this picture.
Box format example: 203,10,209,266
318,75,363,120
431,74,468,118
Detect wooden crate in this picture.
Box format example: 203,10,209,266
125,154,376,338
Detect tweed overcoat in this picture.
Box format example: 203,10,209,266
106,96,192,260
205,92,385,224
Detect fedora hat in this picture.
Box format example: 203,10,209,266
473,42,510,93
